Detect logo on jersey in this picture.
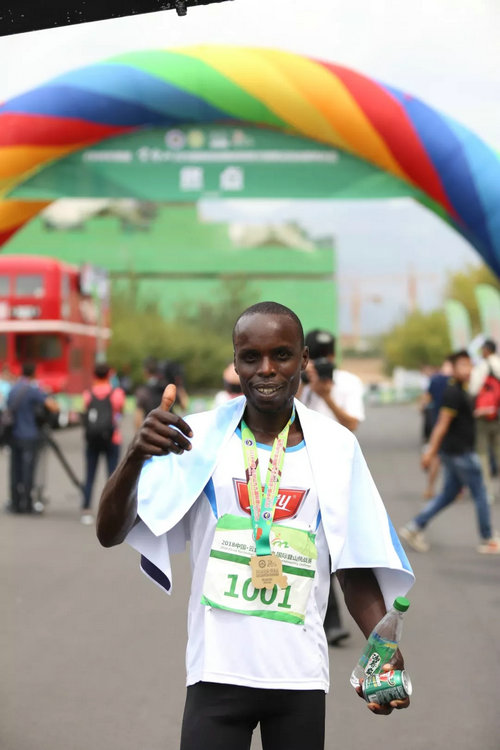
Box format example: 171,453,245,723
233,479,308,521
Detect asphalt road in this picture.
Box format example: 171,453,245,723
2,404,500,750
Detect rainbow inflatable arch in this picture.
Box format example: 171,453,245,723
1,45,499,274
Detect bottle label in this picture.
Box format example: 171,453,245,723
359,632,398,676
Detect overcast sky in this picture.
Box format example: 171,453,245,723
1,0,499,333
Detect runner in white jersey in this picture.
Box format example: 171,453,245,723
96,302,414,750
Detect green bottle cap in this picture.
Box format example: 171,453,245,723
393,596,410,612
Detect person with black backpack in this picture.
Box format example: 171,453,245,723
82,362,125,525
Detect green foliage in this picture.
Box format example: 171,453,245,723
174,278,257,339
382,262,500,372
107,279,255,390
382,309,450,373
444,264,500,333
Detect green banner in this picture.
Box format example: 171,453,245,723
474,284,500,342
444,299,472,349
9,125,425,202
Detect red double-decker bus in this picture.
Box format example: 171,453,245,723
0,255,110,394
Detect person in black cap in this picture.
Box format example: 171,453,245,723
298,329,365,646
299,330,365,432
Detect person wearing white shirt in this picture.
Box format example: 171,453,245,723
469,338,500,502
298,330,365,646
96,303,412,750
301,367,365,429
299,331,365,432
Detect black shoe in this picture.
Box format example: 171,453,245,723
325,627,350,647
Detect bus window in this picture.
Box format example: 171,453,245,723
15,334,63,361
0,275,9,296
0,334,6,359
15,274,44,297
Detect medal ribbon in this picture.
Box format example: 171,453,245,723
241,407,295,556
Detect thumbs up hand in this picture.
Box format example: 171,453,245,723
160,383,177,412
130,383,193,459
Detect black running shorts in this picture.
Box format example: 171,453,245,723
180,680,325,750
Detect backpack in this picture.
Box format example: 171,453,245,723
85,390,114,447
475,372,500,421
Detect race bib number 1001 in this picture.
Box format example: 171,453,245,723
201,514,317,625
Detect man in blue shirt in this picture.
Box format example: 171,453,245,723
7,362,58,513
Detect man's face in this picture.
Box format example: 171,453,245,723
233,313,308,414
453,356,472,383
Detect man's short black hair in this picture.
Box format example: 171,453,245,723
449,349,470,365
233,302,305,347
22,361,36,378
305,329,336,359
482,338,497,354
94,362,110,379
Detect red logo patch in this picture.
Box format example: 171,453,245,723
233,479,308,521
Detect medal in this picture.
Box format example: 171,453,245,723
241,407,295,589
249,553,289,590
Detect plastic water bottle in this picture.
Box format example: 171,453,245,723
350,596,410,688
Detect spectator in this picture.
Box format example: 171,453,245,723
400,349,500,555
7,362,58,513
0,363,13,410
117,364,134,396
134,357,167,431
420,358,453,499
162,359,189,413
299,330,365,431
298,329,365,647
81,362,125,525
469,338,500,503
135,358,189,431
214,363,242,407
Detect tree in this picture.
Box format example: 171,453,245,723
445,264,500,333
382,310,450,373
107,279,255,391
382,262,500,372
173,278,257,339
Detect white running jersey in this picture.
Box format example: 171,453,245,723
185,430,331,692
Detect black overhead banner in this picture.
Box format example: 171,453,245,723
0,0,234,35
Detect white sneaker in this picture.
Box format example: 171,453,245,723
399,525,430,552
477,539,500,554
80,513,94,526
